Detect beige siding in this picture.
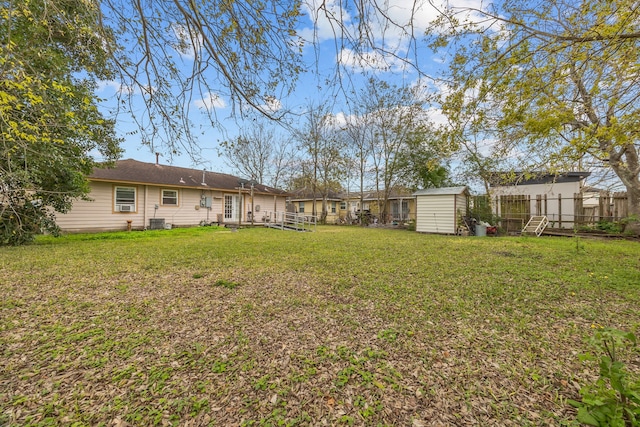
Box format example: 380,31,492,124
54,181,145,232
55,181,276,232
455,193,467,218
243,194,286,221
415,194,457,234
158,188,223,227
257,194,286,218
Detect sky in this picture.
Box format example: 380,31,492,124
94,0,480,175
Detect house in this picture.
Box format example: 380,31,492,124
288,190,343,223
288,189,417,224
54,159,289,232
488,171,590,230
413,186,470,234
358,190,416,223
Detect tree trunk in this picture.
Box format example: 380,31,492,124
624,185,640,234
609,143,640,234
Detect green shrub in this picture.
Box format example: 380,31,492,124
569,328,640,426
596,220,623,234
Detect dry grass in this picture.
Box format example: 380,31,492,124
1,226,639,426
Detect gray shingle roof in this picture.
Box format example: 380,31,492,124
90,159,288,195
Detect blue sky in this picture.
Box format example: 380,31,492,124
93,0,482,175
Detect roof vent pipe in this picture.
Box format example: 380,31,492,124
155,153,160,165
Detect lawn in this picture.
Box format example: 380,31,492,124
1,226,639,426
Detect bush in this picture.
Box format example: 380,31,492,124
596,220,623,234
569,328,640,426
1,202,59,246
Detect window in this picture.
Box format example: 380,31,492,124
331,202,336,213
340,202,346,210
402,200,409,218
298,202,305,213
114,186,136,212
162,189,178,206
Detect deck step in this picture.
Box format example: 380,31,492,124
522,216,548,237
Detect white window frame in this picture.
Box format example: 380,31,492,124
340,201,346,210
161,189,178,206
298,202,305,213
114,186,136,213
224,194,240,220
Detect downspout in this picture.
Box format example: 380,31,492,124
143,185,148,230
250,183,254,225
238,184,242,226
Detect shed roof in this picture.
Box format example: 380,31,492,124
90,159,288,195
413,186,469,196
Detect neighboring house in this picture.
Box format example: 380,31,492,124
288,188,416,224
55,159,288,232
359,190,415,223
488,171,590,230
413,186,470,234
337,195,362,220
288,189,342,223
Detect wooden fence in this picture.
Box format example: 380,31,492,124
475,192,628,232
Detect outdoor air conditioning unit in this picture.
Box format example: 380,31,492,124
117,204,133,212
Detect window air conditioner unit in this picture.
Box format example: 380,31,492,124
118,204,133,212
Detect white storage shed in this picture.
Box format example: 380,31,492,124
413,186,470,234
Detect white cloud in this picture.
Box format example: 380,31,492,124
300,0,490,72
332,111,352,127
260,96,282,113
194,92,227,110
96,80,154,96
299,0,353,44
97,80,128,93
425,106,448,126
171,24,202,60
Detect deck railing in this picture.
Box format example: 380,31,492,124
262,211,317,232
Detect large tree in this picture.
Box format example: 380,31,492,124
218,121,294,189
340,110,371,223
359,78,443,222
396,131,451,191
429,0,640,230
293,103,345,222
0,0,121,245
1,0,307,244
99,0,304,157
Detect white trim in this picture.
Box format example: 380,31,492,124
161,188,179,206
114,186,137,213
